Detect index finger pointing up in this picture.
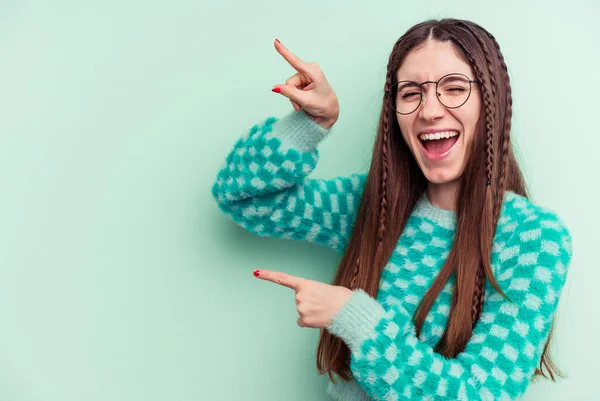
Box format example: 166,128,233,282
254,269,304,291
274,39,313,78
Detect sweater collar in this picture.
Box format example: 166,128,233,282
412,191,457,230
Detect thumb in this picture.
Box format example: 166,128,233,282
273,84,310,106
290,99,301,112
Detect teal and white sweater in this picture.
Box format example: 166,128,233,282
211,110,573,401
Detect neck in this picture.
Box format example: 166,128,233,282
426,180,460,211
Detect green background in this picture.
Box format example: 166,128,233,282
0,0,597,400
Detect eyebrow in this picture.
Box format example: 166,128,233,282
397,82,420,91
395,75,473,90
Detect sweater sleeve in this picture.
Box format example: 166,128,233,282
211,109,366,253
326,210,573,401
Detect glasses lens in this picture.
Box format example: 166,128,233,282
391,81,421,114
438,74,471,108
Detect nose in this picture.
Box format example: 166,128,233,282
418,83,445,121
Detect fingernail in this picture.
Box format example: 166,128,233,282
253,269,261,277
271,86,281,93
275,38,281,44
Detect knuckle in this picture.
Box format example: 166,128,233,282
310,62,323,74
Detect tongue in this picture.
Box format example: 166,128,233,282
423,136,458,154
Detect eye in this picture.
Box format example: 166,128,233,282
401,92,420,99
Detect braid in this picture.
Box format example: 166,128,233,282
472,267,485,323
455,41,493,191
486,31,513,222
377,39,403,245
458,23,499,199
478,64,494,193
448,29,496,327
447,31,496,206
378,81,391,243
460,26,514,326
350,256,360,289
350,39,400,290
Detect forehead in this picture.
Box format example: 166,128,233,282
396,40,475,82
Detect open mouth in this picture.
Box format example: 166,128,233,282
418,131,460,160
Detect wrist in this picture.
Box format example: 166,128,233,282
320,118,337,130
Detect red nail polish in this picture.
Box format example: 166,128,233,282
272,86,281,93
253,270,260,277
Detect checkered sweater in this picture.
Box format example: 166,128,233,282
211,110,573,401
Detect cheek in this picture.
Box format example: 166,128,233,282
459,103,481,135
396,116,412,144
459,111,481,152
469,98,483,126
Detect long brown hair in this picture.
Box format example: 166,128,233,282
316,18,564,384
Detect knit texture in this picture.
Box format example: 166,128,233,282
212,110,573,401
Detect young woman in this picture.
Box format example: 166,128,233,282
212,18,573,401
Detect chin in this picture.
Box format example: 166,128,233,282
423,170,461,185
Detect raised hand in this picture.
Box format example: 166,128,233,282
253,269,353,328
272,39,340,130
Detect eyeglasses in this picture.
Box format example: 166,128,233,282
386,73,480,115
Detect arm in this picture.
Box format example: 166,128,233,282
326,211,573,400
211,109,366,253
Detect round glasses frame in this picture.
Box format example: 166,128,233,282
385,72,480,115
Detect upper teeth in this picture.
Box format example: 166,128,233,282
419,131,459,141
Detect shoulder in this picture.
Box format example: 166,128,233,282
501,191,564,222
495,191,573,279
500,191,572,242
